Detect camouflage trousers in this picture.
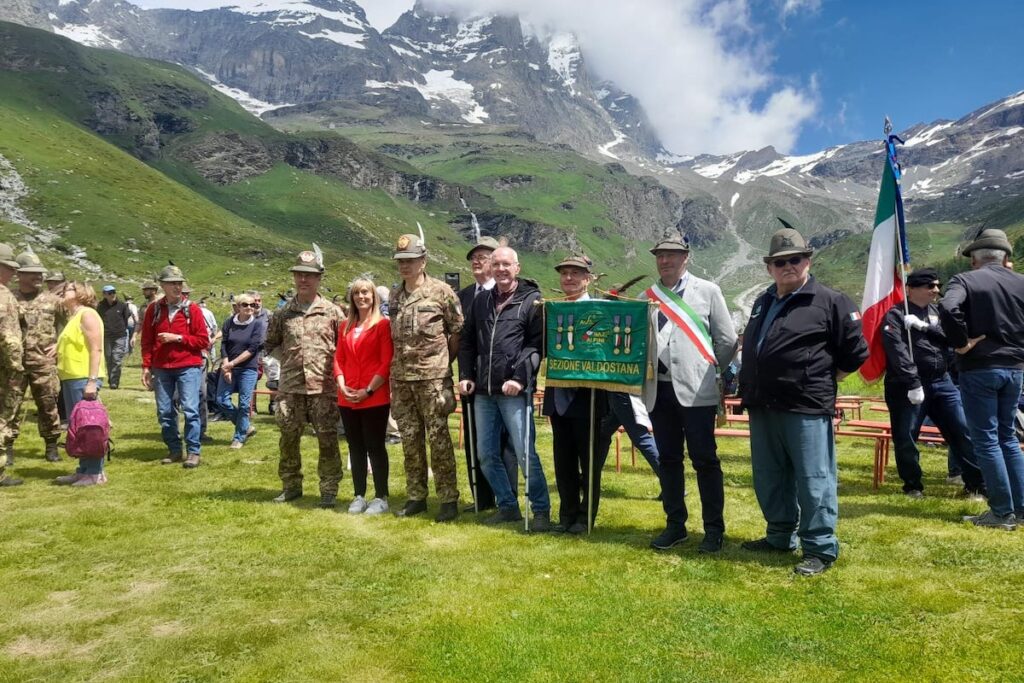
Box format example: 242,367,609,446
5,365,61,447
0,369,24,474
391,378,459,504
275,392,342,496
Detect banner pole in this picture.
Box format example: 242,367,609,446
587,388,596,535
465,397,479,514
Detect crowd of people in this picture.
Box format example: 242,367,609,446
1,224,1022,576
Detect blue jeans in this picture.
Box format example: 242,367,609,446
598,391,661,477
886,374,984,493
959,369,1024,516
153,366,204,456
749,408,839,562
215,367,258,442
61,378,104,475
474,393,550,513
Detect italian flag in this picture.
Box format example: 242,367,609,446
859,145,908,382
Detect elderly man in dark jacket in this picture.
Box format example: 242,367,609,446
881,268,984,499
739,226,868,576
939,228,1024,531
458,246,549,531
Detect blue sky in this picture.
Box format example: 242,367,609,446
755,0,1024,153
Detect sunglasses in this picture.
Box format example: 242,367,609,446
927,283,941,290
239,303,255,308
772,256,804,268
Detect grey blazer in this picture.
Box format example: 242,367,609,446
641,274,738,409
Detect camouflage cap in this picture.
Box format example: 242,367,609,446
466,236,500,261
289,249,324,274
554,253,594,273
142,281,159,290
0,242,18,269
45,271,66,283
16,251,47,273
393,234,427,260
764,228,814,264
649,235,690,254
962,228,1013,256
181,282,192,294
158,264,186,282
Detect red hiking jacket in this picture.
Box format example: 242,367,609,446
141,298,210,370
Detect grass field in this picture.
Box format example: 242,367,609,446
1,364,1022,682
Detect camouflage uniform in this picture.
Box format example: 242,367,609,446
0,280,24,477
390,266,464,504
10,284,63,450
264,290,342,497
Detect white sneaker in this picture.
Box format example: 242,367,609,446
230,439,244,450
364,497,389,515
348,495,368,514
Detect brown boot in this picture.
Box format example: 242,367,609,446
45,441,61,462
183,453,201,469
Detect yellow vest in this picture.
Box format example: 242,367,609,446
57,307,106,381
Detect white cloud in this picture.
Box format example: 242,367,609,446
781,0,822,16
426,0,817,154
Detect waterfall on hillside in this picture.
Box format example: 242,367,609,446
459,193,481,241
413,180,422,203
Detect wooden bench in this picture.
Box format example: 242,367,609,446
842,419,945,489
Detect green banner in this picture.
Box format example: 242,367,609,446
544,300,651,394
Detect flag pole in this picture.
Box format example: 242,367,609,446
587,389,596,535
886,117,913,361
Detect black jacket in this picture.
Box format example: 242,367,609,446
458,278,543,395
97,298,131,340
739,276,868,415
541,386,609,420
939,263,1024,371
881,302,951,390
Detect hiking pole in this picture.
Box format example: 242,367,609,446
524,391,531,533
465,397,479,514
587,388,596,535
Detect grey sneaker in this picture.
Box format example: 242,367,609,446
963,510,1017,530
364,498,389,515
905,490,924,500
54,473,84,486
348,495,368,514
229,440,244,450
946,474,964,486
794,556,833,576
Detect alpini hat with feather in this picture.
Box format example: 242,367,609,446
764,218,814,264
962,228,1013,256
16,251,47,274
290,243,325,273
0,243,20,269
159,263,186,282
393,234,428,260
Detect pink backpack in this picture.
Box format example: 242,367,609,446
66,399,112,459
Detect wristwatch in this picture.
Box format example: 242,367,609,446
365,386,375,397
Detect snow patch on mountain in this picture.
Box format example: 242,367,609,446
547,33,580,96
224,0,367,29
299,28,365,49
367,70,489,124
692,153,745,179
53,23,122,48
598,129,627,159
904,121,953,148
733,146,844,185
194,68,293,115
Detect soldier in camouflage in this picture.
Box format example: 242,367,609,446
0,244,25,486
264,247,343,508
390,233,464,522
8,251,64,464
44,271,66,293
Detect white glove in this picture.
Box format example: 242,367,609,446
907,387,925,405
903,314,929,332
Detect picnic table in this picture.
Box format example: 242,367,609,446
839,419,945,488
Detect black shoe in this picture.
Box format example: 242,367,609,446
464,502,497,514
697,534,724,554
740,537,795,553
794,556,833,576
567,521,588,535
396,499,427,517
0,476,24,487
529,511,552,532
319,494,337,509
435,502,459,522
655,492,663,502
484,507,523,525
273,489,302,503
650,526,688,550
200,434,214,444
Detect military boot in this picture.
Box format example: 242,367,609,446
435,502,459,523
45,441,61,462
395,499,427,518
5,443,13,468
273,488,302,503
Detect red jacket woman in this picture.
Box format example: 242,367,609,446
333,279,394,514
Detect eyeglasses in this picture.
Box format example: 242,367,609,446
239,303,255,308
772,256,804,268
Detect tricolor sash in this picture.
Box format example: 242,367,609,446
646,282,717,366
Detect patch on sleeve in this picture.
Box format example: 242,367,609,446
850,311,862,321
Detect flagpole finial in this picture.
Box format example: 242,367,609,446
884,116,893,137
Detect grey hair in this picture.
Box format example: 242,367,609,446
971,248,1008,265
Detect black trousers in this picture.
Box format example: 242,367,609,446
650,382,725,536
340,404,390,499
551,412,606,526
